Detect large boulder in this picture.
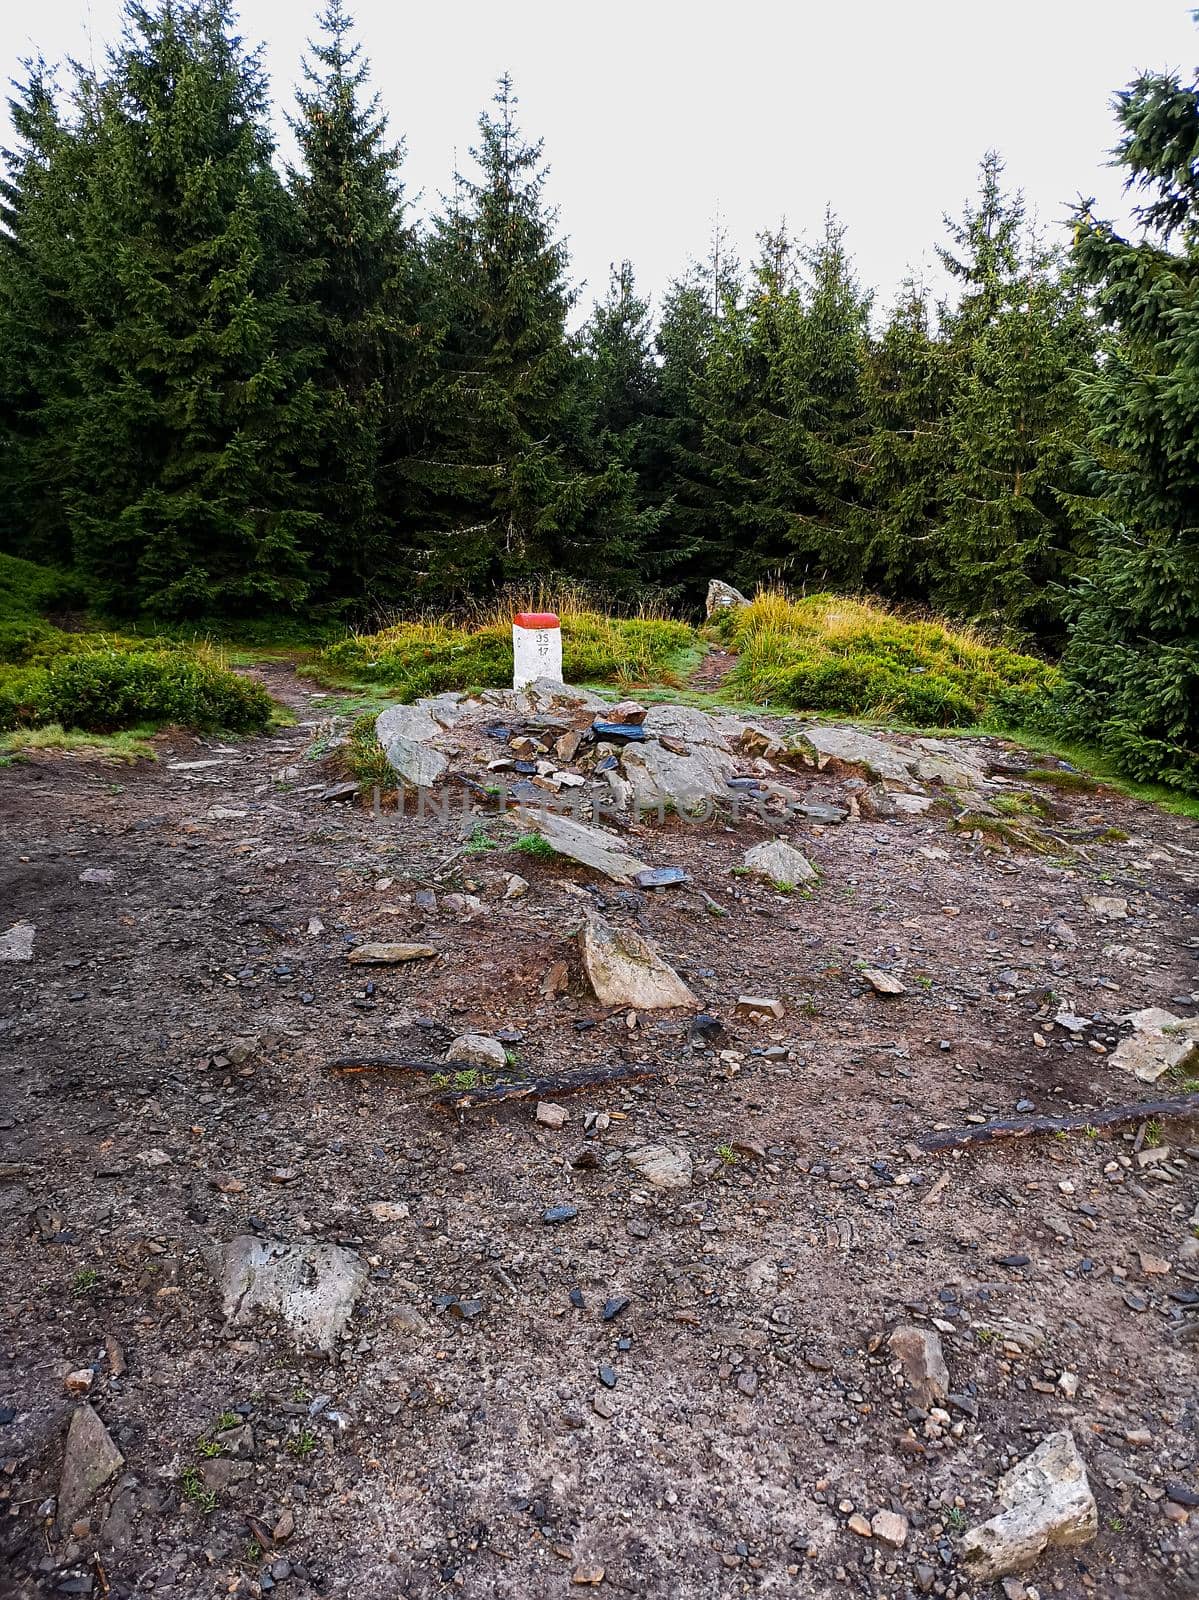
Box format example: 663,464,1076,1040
705,579,750,617
207,1236,368,1354
580,910,696,1009
619,737,735,818
961,1432,1098,1580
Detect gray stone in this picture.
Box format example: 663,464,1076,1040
705,578,750,617
375,702,442,745
796,726,916,785
1084,894,1128,920
515,807,649,883
206,1236,368,1354
961,1432,1098,1580
517,677,608,713
413,691,467,728
57,1405,124,1531
580,911,696,1010
627,1143,693,1189
79,868,116,886
861,966,906,995
382,736,448,790
446,1033,508,1071
641,703,735,747
0,922,34,962
742,839,818,888
914,739,989,788
888,1325,949,1405
620,737,735,817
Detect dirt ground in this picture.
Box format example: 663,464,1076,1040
1,664,1197,1600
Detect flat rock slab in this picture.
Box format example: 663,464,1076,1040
962,1431,1098,1580
580,910,696,1010
797,726,917,786
742,839,818,887
347,943,436,964
888,1324,949,1405
627,1143,693,1189
58,1403,124,1530
0,922,34,962
515,808,649,884
207,1235,368,1354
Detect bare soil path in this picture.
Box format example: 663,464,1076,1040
1,665,1197,1600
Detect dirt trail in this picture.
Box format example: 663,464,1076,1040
0,666,1197,1600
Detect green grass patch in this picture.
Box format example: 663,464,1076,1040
342,713,393,790
0,723,157,763
513,831,557,860
316,600,695,703
721,590,1058,729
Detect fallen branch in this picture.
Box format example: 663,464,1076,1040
432,1061,659,1113
917,1094,1199,1153
325,1052,659,1111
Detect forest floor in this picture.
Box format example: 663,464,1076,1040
1,660,1197,1600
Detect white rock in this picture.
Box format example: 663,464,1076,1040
446,1033,508,1071
79,868,116,885
367,1201,410,1223
206,1236,368,1354
627,1143,693,1189
1084,895,1128,920
961,1432,1097,1580
580,911,696,1010
503,874,529,900
535,1101,569,1128
1110,1007,1199,1084
871,1510,909,1548
0,922,35,962
742,838,818,888
705,578,750,617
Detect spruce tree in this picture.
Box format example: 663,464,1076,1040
860,280,951,597
418,75,573,590
931,154,1093,634
287,0,429,606
418,77,649,593
64,1,320,616
1058,53,1199,789
0,57,89,565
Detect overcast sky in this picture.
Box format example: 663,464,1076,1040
3,1,1196,320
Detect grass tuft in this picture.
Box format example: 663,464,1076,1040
722,589,1058,728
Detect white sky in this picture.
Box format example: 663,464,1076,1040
3,1,1196,321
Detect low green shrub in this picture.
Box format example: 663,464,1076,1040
0,648,272,734
727,591,1058,728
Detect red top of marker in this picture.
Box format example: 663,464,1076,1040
513,612,560,628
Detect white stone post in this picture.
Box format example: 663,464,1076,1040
512,611,563,689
